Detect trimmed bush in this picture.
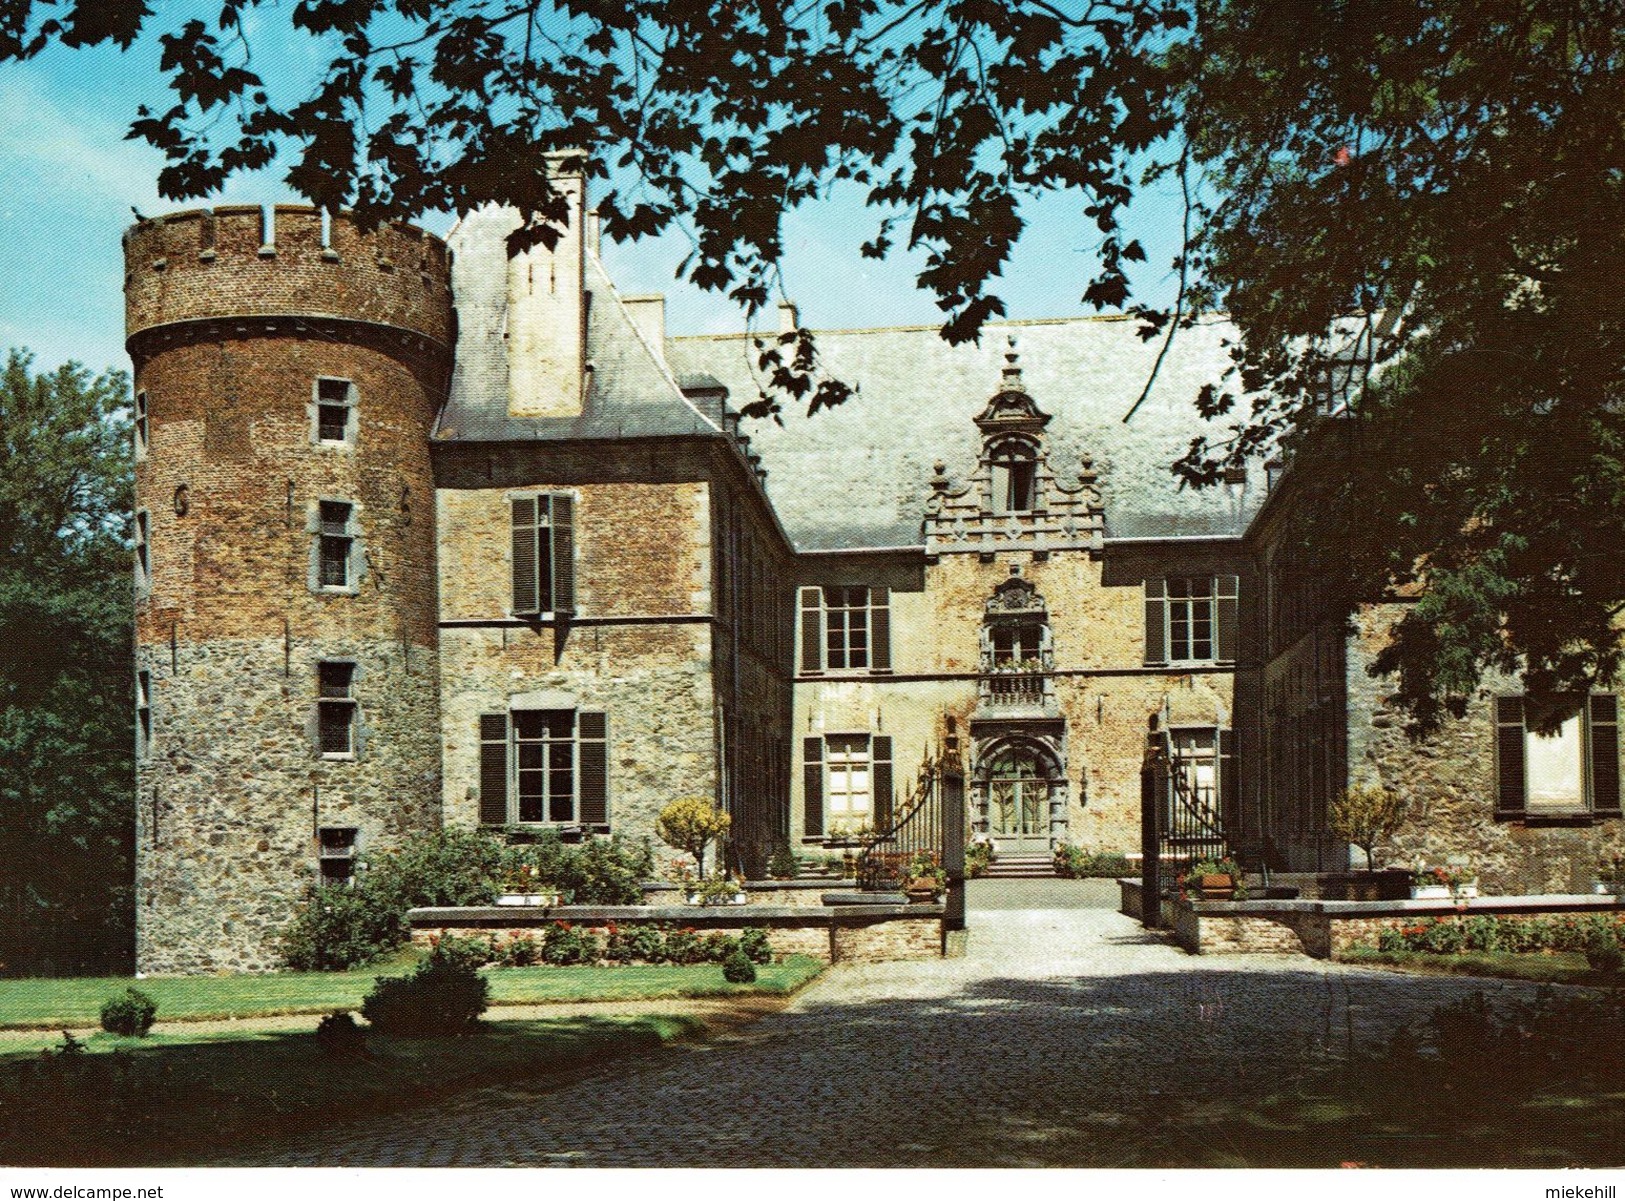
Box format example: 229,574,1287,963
280,829,656,970
361,943,489,1037
540,922,599,965
722,951,757,983
738,927,773,965
99,988,157,1037
314,1011,367,1057
1053,844,1133,879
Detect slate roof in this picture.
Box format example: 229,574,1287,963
667,316,1263,552
435,206,724,443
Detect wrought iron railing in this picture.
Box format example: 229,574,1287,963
1162,744,1227,866
856,746,956,891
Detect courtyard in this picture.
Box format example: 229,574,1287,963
214,879,1617,1169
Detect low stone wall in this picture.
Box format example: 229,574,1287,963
639,881,853,909
1172,893,1625,958
409,900,944,963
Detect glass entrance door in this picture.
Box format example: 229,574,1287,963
986,746,1048,848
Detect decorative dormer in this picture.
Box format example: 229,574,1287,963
923,340,1106,558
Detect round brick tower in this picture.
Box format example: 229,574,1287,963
125,205,452,973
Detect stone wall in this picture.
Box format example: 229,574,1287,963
437,473,719,855
1347,605,1625,894
129,209,449,975
410,902,945,963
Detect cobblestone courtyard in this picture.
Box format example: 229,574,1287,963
228,881,1550,1167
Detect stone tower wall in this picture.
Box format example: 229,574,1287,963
126,207,452,974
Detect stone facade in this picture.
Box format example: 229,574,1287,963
129,171,1609,974
128,207,449,973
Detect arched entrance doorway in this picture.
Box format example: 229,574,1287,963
972,736,1065,856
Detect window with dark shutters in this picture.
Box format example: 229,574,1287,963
803,736,824,836
799,586,890,673
870,588,892,671
479,714,509,825
1144,579,1166,665
872,735,894,831
1495,697,1526,816
1493,694,1623,820
1592,695,1621,815
578,710,608,825
512,494,573,616
799,587,823,673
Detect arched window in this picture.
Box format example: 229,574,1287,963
989,442,1037,513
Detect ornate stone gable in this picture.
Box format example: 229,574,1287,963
923,341,1106,558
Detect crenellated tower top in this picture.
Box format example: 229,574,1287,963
124,205,454,354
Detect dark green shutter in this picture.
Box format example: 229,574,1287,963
1144,579,1166,665
479,713,509,825
551,494,575,614
799,587,823,673
511,497,539,614
578,709,608,825
872,735,894,831
1218,728,1237,824
803,736,824,836
1591,695,1620,814
1216,575,1239,663
870,587,891,671
1495,697,1526,815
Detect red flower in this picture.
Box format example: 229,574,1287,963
1332,145,1353,167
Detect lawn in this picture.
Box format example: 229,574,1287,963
0,1013,708,1166
0,955,826,1029
1339,946,1622,987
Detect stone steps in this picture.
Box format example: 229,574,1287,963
979,855,1056,879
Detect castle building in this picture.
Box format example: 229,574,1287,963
127,172,1624,974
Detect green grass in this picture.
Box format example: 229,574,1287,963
0,956,825,1030
0,1013,708,1166
1340,946,1622,987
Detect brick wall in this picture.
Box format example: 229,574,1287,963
129,209,450,974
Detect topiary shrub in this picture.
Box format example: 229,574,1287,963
1586,925,1623,973
314,1011,368,1057
738,927,773,965
99,988,157,1037
656,796,731,877
722,951,757,983
361,943,489,1037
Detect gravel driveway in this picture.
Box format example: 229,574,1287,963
227,880,1544,1167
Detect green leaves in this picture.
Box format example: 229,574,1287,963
0,351,134,974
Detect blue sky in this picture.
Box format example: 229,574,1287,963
0,15,1187,378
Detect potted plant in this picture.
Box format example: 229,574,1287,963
1410,864,1476,900
495,864,561,907
903,851,946,902
1594,857,1623,896
676,866,748,906
1181,856,1245,900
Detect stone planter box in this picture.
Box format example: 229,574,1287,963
1170,892,1625,957
408,900,946,964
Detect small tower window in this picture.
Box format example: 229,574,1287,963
313,377,358,445
318,826,359,885
317,662,357,756
135,510,151,589
990,443,1037,513
319,502,354,586
134,391,148,457
136,670,152,758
